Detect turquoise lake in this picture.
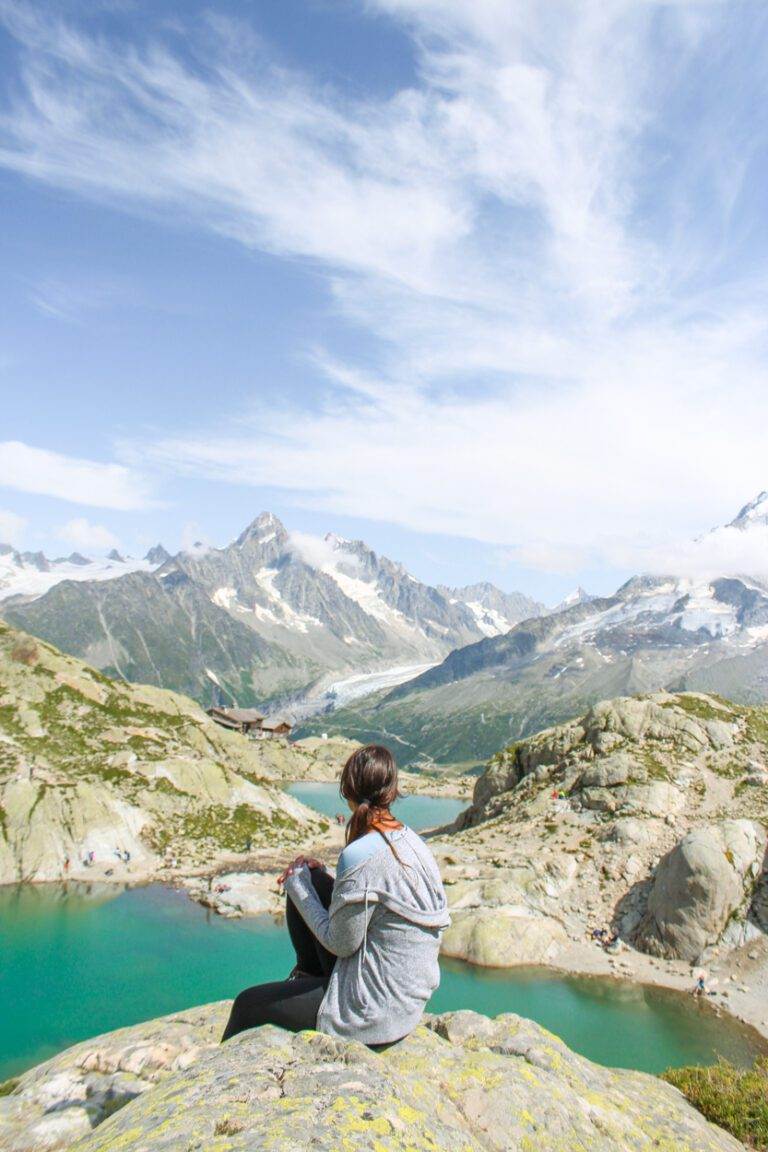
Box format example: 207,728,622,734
285,781,467,829
1,883,765,1083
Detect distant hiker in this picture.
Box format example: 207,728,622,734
222,744,450,1048
693,975,706,997
63,856,70,875
124,850,131,864
88,850,95,865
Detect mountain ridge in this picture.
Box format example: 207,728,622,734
1,513,538,709
297,495,768,764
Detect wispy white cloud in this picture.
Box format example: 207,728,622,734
500,524,768,581
179,522,211,556
30,274,129,322
55,516,120,553
1,1,767,575
0,508,27,545
0,441,154,511
287,531,361,572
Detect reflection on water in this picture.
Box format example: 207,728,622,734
1,883,765,1083
0,880,127,912
433,959,767,1073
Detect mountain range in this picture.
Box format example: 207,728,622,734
297,493,768,765
0,513,543,709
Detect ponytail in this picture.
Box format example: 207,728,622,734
339,745,409,867
346,797,373,845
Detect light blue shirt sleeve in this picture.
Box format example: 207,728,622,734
336,831,387,877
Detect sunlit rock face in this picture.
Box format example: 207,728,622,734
0,622,325,884
433,691,767,968
0,1004,744,1152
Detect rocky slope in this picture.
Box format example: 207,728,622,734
299,493,768,767
0,622,330,884
427,691,767,980
437,579,545,637
0,1003,744,1152
2,513,535,709
307,500,768,766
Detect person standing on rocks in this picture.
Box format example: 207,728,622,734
221,744,450,1048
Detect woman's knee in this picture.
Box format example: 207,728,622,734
310,867,334,904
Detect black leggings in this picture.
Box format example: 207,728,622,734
221,868,336,1042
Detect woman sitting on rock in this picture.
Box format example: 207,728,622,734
221,744,450,1048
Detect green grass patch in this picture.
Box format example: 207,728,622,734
662,1058,768,1150
640,750,672,781
146,803,299,853
661,694,734,723
0,1077,19,1097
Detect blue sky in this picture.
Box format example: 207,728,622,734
1,0,768,604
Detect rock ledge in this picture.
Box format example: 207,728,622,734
1,1003,744,1152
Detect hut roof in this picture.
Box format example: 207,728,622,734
207,707,264,724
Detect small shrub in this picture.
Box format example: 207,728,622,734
214,1118,244,1136
10,639,38,666
662,1057,768,1149
0,1078,18,1097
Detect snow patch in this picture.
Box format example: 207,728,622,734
464,601,511,637
211,586,239,610
0,551,155,604
323,569,406,628
254,568,323,633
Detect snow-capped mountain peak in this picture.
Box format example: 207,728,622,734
554,586,595,612
323,531,350,549
235,511,288,548
0,545,165,604
144,544,171,566
728,490,768,531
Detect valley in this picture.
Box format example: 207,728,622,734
3,501,768,1152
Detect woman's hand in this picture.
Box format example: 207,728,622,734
277,855,325,885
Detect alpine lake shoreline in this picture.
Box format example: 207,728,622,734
2,612,767,1150
5,762,767,1067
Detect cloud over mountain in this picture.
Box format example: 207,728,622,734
1,2,767,576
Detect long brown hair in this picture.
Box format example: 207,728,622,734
339,744,400,846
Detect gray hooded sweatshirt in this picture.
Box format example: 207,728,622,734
283,825,450,1045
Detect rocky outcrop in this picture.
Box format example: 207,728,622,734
635,820,766,962
0,1004,744,1152
0,623,329,884
430,691,767,969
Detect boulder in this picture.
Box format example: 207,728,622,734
604,817,661,849
442,906,567,966
579,751,635,789
635,819,766,962
0,1004,743,1152
612,781,685,818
